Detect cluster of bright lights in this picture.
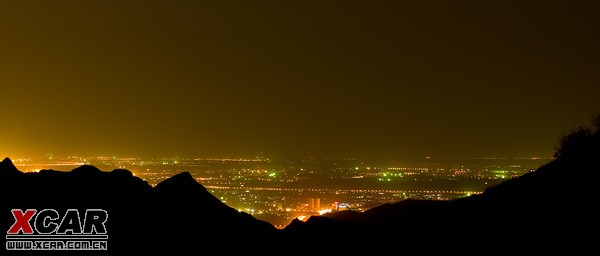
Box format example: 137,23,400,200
318,209,332,215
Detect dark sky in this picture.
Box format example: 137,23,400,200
1,1,599,159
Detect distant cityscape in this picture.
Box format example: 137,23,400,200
11,155,550,227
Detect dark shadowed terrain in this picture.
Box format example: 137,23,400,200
1,118,599,254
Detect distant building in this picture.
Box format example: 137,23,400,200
309,198,321,211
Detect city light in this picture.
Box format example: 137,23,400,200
318,209,332,215
9,155,544,227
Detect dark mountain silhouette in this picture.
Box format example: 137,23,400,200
0,157,20,176
150,171,276,249
0,159,276,254
2,115,599,253
281,116,600,249
331,199,449,227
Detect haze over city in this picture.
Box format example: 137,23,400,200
2,1,599,160
2,1,600,254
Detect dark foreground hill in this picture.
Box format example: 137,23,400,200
0,158,276,254
282,119,600,249
1,149,597,254
1,119,599,253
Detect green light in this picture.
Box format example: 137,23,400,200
383,173,387,177
355,167,359,170
269,173,276,177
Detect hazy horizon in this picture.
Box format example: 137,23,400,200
2,151,555,162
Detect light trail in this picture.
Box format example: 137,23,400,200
204,185,482,195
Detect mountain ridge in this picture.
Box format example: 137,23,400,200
0,157,20,175
0,158,276,252
1,117,598,252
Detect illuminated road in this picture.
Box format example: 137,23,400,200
204,185,481,195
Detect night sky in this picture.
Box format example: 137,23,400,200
1,1,599,159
